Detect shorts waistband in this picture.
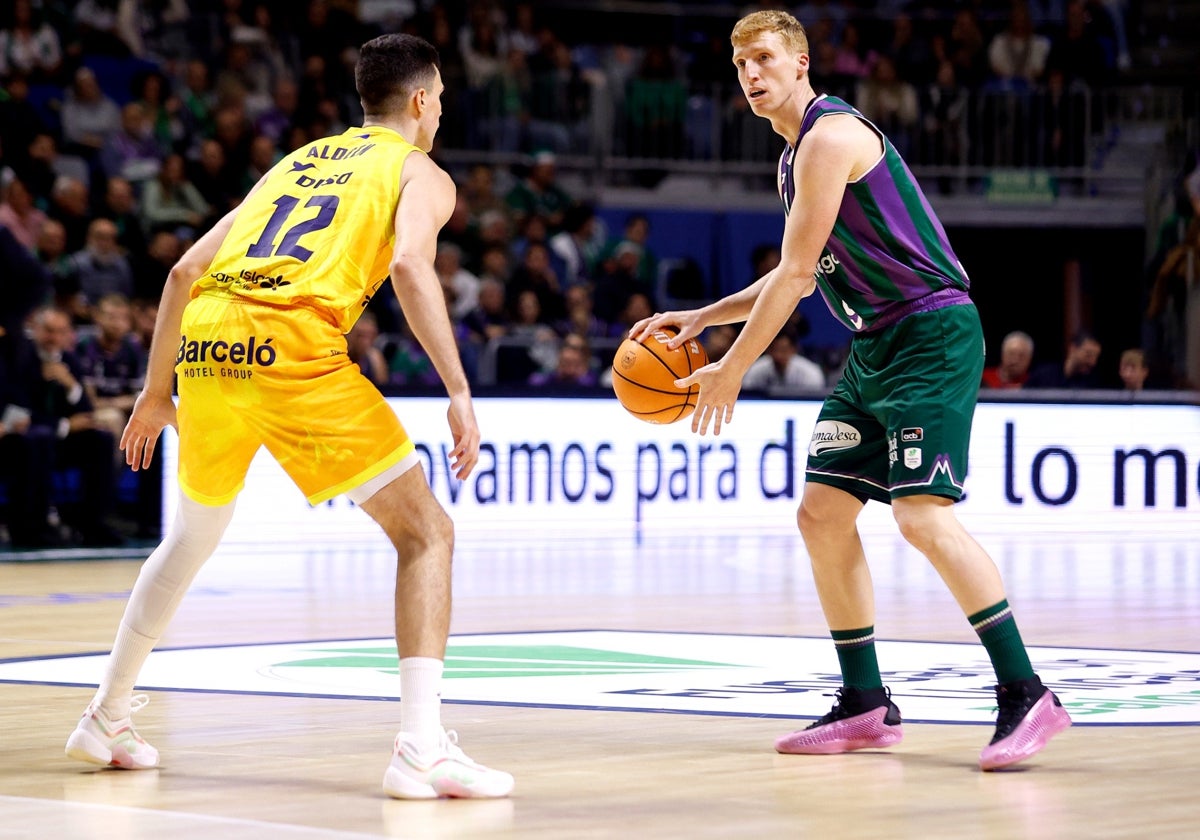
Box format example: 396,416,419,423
860,287,972,333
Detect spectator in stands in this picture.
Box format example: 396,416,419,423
829,20,877,81
387,317,443,388
507,288,560,377
76,292,145,440
437,192,483,270
986,1,1052,89
703,323,739,363
130,229,181,303
346,309,389,390
97,176,147,257
459,9,505,92
187,138,241,218
67,218,135,313
940,7,989,90
549,201,603,290
77,296,158,537
609,290,655,340
605,213,658,287
884,11,935,88
1117,347,1149,392
176,59,216,143
0,225,58,547
34,218,73,283
48,176,92,253
982,330,1035,389
0,0,62,82
461,163,507,223
1048,0,1115,89
624,43,687,161
100,102,164,186
528,334,598,389
919,59,969,179
0,320,58,548
73,0,143,57
0,169,49,252
1026,330,1103,388
742,329,825,393
140,153,211,239
0,72,49,163
461,277,510,347
254,77,301,145
434,242,481,321
215,34,275,119
477,241,513,289
133,68,185,155
60,67,122,162
243,134,281,192
556,283,608,340
854,55,919,159
17,132,81,205
507,240,565,324
506,151,571,232
130,298,157,349
211,105,253,181
594,240,655,325
28,305,124,546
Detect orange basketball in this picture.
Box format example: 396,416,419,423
611,326,709,424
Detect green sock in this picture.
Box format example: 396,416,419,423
832,626,882,690
969,600,1035,685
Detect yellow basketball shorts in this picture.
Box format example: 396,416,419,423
174,295,413,506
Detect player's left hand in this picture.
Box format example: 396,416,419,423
675,360,741,436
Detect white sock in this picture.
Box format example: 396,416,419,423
96,622,157,720
400,657,443,742
93,494,235,720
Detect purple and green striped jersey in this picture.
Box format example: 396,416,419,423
780,95,970,332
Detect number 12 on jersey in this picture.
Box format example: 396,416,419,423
246,194,340,263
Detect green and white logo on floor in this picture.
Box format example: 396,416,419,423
3,631,1198,725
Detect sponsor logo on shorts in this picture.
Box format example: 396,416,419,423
178,334,278,367
904,446,922,469
901,427,924,442
808,420,862,456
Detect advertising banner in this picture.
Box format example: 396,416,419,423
161,398,1200,543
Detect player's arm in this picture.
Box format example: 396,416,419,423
122,174,269,469
717,115,865,378
389,153,479,480
679,115,870,435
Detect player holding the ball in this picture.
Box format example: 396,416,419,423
630,10,1070,771
64,34,513,799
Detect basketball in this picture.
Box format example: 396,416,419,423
611,326,709,424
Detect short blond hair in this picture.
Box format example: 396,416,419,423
731,10,809,55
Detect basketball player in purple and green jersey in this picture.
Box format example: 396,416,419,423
631,9,1070,770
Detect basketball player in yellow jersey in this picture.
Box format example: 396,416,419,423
65,34,514,800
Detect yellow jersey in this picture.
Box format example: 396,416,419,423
195,125,421,334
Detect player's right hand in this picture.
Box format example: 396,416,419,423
628,310,705,350
120,391,178,471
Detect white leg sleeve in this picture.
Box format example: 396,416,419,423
95,494,236,719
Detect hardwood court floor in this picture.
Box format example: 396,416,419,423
2,525,1198,839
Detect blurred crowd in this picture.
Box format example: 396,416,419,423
0,1,1194,548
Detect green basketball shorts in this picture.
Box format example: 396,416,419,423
804,302,985,504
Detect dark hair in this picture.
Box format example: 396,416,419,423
355,33,440,116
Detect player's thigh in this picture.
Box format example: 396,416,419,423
257,361,413,504
875,305,983,500
176,377,262,506
358,463,452,549
805,378,891,504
